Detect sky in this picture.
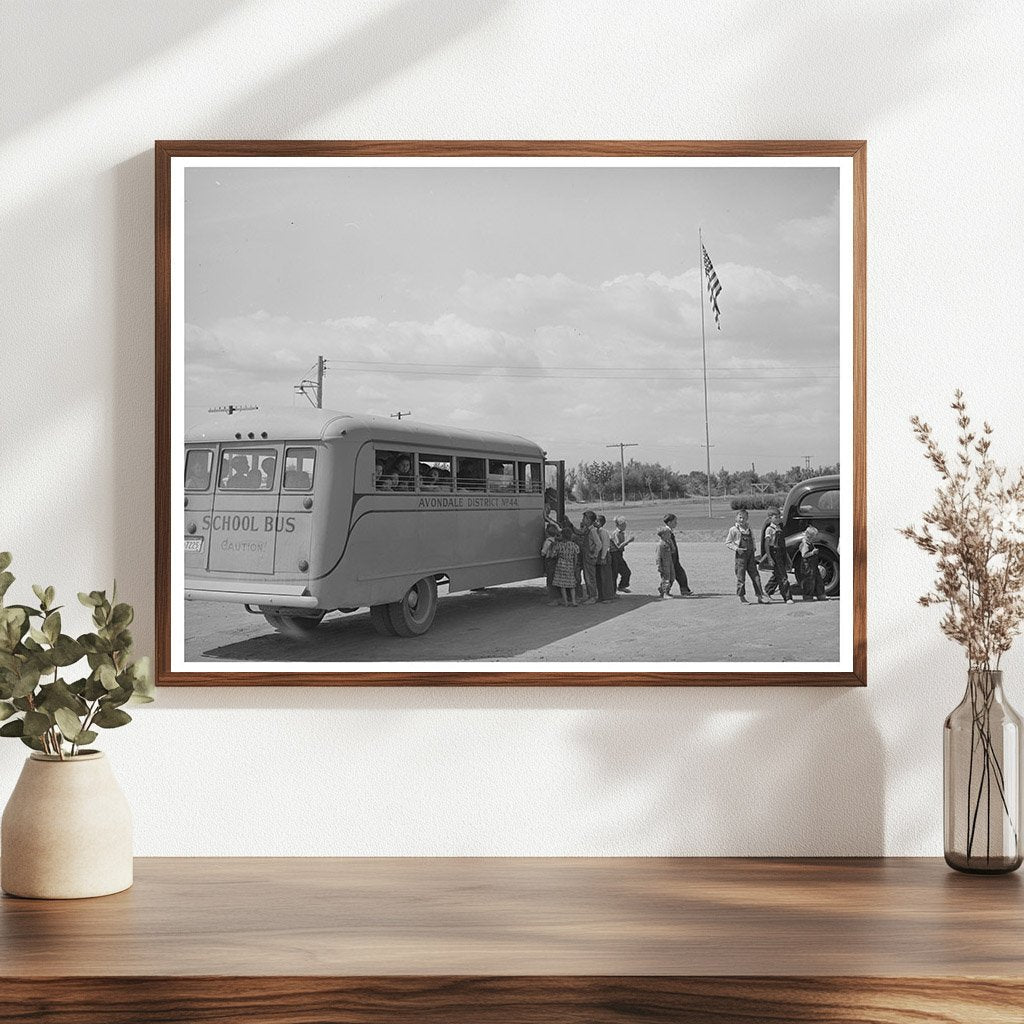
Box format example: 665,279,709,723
183,163,840,475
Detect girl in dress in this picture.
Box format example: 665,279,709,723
550,526,581,607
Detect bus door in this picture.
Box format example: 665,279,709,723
273,446,317,577
543,460,566,524
207,446,283,575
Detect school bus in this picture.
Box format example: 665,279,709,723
183,409,563,638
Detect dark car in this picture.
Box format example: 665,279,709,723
762,475,840,597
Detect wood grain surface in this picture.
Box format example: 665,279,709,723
2,857,1020,1023
154,139,867,688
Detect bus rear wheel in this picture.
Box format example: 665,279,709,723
386,577,438,637
263,609,325,637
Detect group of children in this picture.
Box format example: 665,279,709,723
541,512,635,607
719,507,829,604
541,506,830,607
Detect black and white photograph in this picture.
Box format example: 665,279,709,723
161,145,863,682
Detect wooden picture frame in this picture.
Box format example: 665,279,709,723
156,140,866,686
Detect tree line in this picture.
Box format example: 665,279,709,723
566,459,840,503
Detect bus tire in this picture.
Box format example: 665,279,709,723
370,603,398,636
386,577,438,637
263,609,325,637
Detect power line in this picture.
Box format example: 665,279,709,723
325,357,838,372
316,366,837,382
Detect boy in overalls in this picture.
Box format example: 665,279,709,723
799,526,828,601
762,508,793,603
726,509,766,604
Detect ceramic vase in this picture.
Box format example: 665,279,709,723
1,751,133,898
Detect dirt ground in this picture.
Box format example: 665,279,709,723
184,500,839,664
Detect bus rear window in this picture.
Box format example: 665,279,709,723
419,455,452,492
219,449,276,490
488,460,516,493
284,447,316,490
455,456,485,491
185,449,213,491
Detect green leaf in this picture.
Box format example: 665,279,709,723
19,735,45,752
0,719,24,737
11,665,41,699
44,586,55,608
128,657,155,701
31,584,47,608
36,679,88,717
28,627,49,646
42,611,60,644
83,675,108,701
81,635,112,656
78,592,100,608
92,705,132,729
110,603,134,630
54,707,85,742
0,701,16,721
0,553,11,573
22,710,51,738
0,572,14,602
98,664,118,691
74,730,97,747
49,635,85,668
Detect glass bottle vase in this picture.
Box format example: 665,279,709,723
944,669,1023,873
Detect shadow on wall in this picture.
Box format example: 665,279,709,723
571,687,884,856
106,0,509,657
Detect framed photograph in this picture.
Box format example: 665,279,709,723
156,141,865,686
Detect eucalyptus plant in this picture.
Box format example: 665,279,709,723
0,552,153,759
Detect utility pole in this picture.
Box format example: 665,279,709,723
605,442,639,507
294,356,325,409
209,404,257,415
390,411,411,420
700,443,715,500
803,455,812,471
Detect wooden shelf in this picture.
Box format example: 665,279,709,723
2,857,1022,1022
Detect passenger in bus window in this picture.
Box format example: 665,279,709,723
395,456,414,491
258,456,276,490
375,462,386,489
223,454,250,489
185,455,209,490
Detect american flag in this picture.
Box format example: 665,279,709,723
702,243,722,330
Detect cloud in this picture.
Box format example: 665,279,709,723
183,261,839,471
777,194,839,250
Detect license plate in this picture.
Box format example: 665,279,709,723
184,536,204,552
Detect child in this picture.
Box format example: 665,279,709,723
656,525,675,598
725,509,766,604
762,508,793,603
540,523,561,606
551,525,580,607
610,516,635,593
595,514,615,601
799,526,828,601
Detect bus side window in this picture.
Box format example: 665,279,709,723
376,450,415,491
284,447,316,491
219,449,277,490
487,460,516,493
518,461,541,494
455,456,485,491
419,455,452,492
185,449,213,491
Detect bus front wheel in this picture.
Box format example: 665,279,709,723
386,577,438,637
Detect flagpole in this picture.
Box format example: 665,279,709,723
699,228,713,518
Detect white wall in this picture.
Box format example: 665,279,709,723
1,0,1022,855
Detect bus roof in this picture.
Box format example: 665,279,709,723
185,407,546,458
